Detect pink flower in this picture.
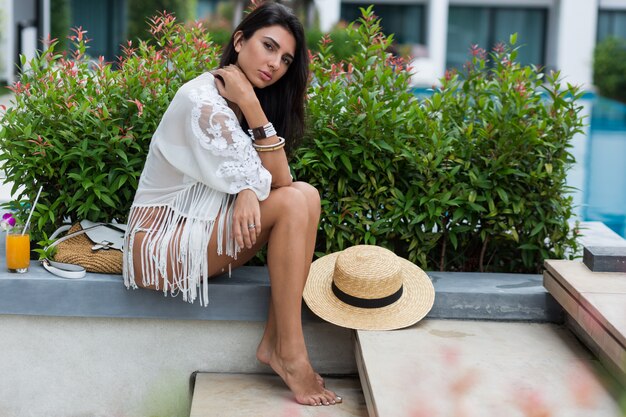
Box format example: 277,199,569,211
1,213,16,230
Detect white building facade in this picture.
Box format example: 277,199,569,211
314,0,626,89
0,0,50,84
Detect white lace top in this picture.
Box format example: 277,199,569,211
122,72,272,305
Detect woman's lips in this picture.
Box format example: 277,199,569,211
259,70,272,81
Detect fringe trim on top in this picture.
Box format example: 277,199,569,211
123,183,238,306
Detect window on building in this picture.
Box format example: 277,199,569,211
597,10,626,42
340,3,424,45
446,6,547,70
70,0,125,62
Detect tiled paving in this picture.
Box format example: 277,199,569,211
189,373,367,417
355,319,623,417
544,260,626,376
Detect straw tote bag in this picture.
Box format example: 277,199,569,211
42,220,127,278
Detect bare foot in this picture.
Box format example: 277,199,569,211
268,351,341,406
257,339,325,387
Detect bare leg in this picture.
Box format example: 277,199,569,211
256,183,321,382
209,182,337,405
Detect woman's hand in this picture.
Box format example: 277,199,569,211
213,65,257,107
233,189,261,249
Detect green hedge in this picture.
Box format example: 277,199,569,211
0,12,219,245
0,8,582,272
593,36,626,103
293,9,582,273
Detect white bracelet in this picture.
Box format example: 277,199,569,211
251,136,286,152
248,122,277,141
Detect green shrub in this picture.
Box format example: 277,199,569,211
0,12,220,241
593,36,626,103
294,7,421,260
1,7,583,273
306,23,361,61
410,37,583,272
295,8,582,273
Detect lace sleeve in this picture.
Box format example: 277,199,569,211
184,82,272,200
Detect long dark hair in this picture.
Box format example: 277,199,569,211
220,1,309,155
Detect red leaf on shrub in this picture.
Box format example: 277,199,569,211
492,42,505,54
307,49,317,63
7,81,23,95
128,99,144,117
469,44,486,59
69,26,88,43
248,0,263,12
515,82,528,97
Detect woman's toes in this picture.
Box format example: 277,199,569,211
323,390,337,402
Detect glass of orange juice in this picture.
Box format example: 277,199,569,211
6,225,30,273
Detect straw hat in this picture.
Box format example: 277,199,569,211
303,245,435,331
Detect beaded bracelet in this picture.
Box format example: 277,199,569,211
252,136,286,152
248,122,277,141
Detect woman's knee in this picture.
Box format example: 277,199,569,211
270,186,309,221
290,181,321,217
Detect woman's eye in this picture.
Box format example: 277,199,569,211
264,42,273,50
283,58,292,66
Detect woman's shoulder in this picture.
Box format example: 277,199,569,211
177,71,222,103
182,71,217,89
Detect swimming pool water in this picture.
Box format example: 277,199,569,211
580,95,626,237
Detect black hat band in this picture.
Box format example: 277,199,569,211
331,281,403,309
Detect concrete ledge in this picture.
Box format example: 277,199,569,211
0,262,278,321
0,260,560,322
427,271,562,322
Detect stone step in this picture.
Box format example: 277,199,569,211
189,373,367,417
544,259,626,381
355,319,623,417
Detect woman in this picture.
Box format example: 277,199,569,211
122,1,341,407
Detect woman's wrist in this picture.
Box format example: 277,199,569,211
238,188,258,199
239,97,270,130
